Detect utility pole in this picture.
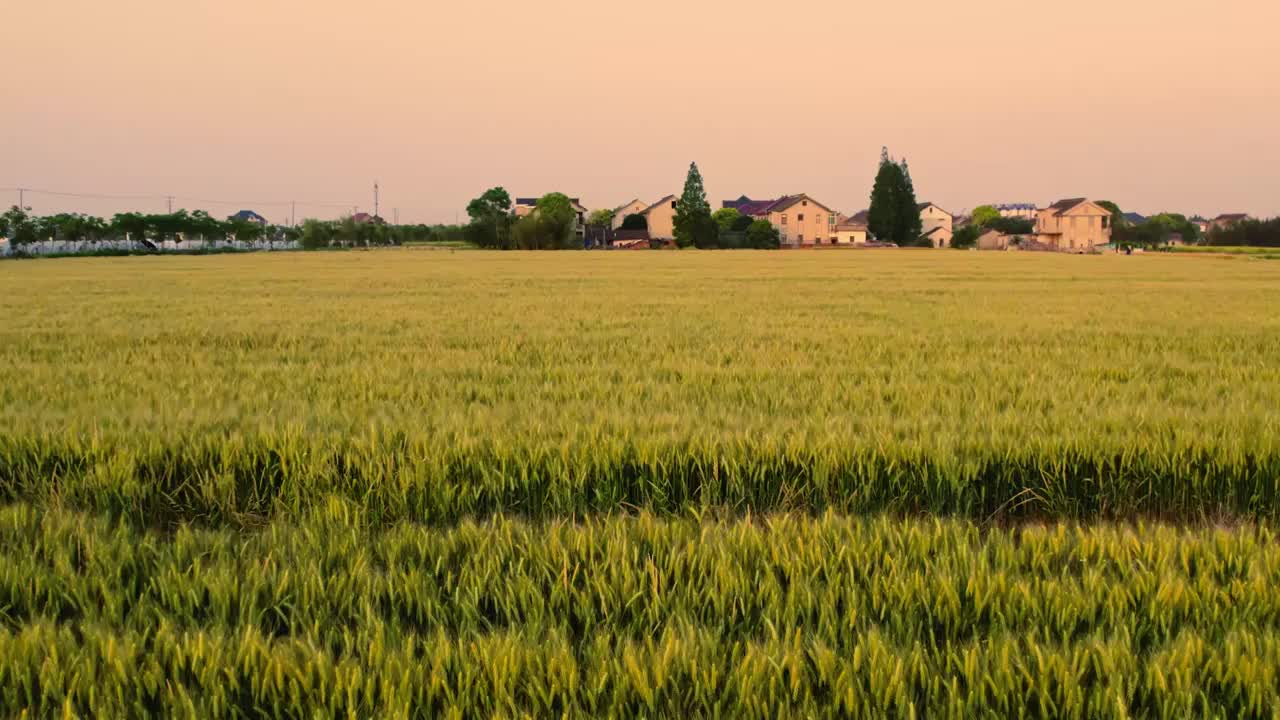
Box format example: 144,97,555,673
17,188,24,209
393,208,399,225
166,195,174,213
291,200,296,227
373,181,380,221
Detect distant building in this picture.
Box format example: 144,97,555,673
1123,212,1147,226
1209,213,1250,231
833,217,868,245
611,199,649,230
1034,198,1113,252
229,210,268,225
725,194,840,246
640,195,678,241
918,202,953,248
977,229,1012,251
352,212,386,225
995,203,1038,221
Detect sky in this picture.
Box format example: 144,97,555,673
5,0,1278,224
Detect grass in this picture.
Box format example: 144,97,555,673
2,250,1278,524
2,249,1279,715
3,504,1279,718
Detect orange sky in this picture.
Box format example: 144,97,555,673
5,0,1278,224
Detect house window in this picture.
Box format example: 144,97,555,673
1102,217,1110,229
798,234,804,243
670,201,676,210
798,214,805,222
831,238,837,245
802,200,808,206
781,215,787,225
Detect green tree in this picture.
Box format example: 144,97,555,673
988,217,1034,235
972,205,1001,227
620,213,648,231
867,148,900,243
745,219,781,249
533,193,577,249
867,147,920,244
299,219,334,250
712,208,741,233
1097,200,1127,229
673,162,716,248
952,224,981,249
3,206,38,245
897,158,923,241
587,209,615,228
465,187,514,249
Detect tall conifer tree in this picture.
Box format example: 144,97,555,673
674,162,715,248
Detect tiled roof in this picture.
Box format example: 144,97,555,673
1045,198,1088,215
1214,213,1249,222
642,195,678,215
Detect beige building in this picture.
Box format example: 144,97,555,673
833,219,868,245
1034,198,1113,251
611,199,649,230
977,229,1012,251
918,203,953,248
728,194,839,246
641,195,678,241
1209,213,1249,232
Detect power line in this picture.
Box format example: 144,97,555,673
1,186,357,210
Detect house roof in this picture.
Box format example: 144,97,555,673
769,194,836,214
1044,198,1089,215
835,221,867,231
849,210,870,224
612,199,646,214
1123,212,1147,225
995,203,1037,211
922,226,950,237
641,195,677,215
1213,213,1249,222
230,210,267,223
917,202,952,217
721,195,753,210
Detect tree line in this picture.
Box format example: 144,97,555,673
0,206,466,252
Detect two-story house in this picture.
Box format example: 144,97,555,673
640,195,678,241
918,202,953,248
725,194,840,246
1034,198,1112,251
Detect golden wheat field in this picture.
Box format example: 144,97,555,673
2,249,1280,716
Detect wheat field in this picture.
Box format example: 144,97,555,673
2,249,1279,716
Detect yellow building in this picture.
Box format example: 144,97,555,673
641,195,678,241
918,202,953,248
611,199,649,230
1035,198,1113,251
727,194,839,246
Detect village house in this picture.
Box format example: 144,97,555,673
640,195,678,241
1034,198,1113,252
918,202,953,248
833,216,868,245
1209,213,1250,232
977,229,1012,251
610,199,649,230
230,210,268,225
725,194,839,246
